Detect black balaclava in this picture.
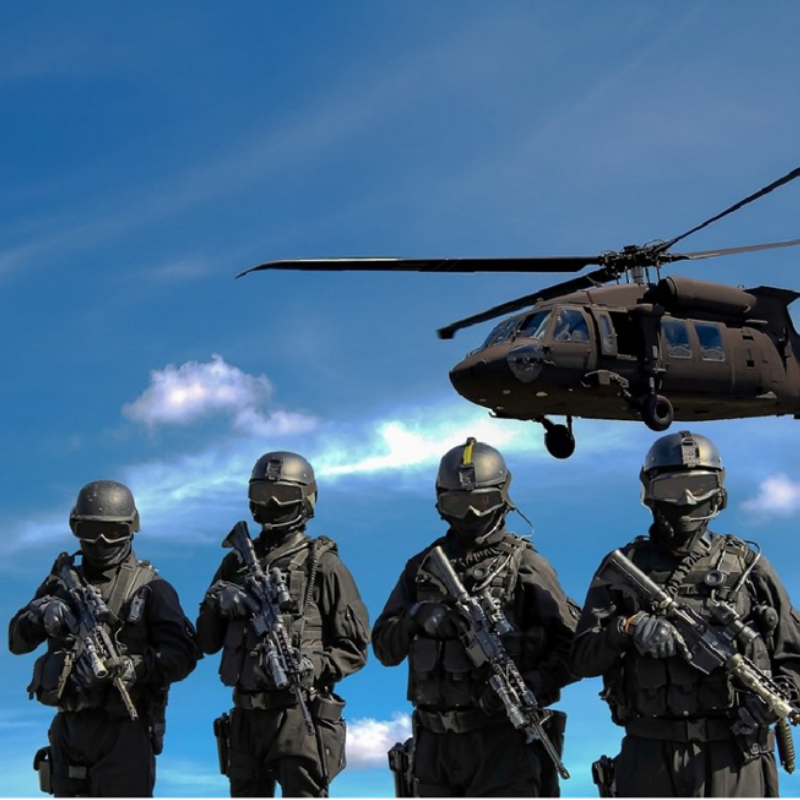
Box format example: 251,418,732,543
649,497,716,555
445,506,507,549
80,538,133,574
252,501,306,546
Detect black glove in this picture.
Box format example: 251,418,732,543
71,650,111,690
31,597,77,639
411,602,464,639
628,612,687,659
208,581,253,619
478,683,505,715
734,693,782,735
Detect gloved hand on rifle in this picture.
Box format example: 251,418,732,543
733,693,782,735
627,612,689,659
410,602,465,639
298,655,316,689
208,581,254,619
31,597,77,639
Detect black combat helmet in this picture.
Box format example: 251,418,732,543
435,437,514,521
249,451,317,529
69,480,140,540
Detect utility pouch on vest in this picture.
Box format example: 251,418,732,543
213,713,231,776
591,754,616,798
312,693,347,782
388,738,416,797
33,747,53,795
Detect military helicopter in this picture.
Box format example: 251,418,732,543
238,166,800,459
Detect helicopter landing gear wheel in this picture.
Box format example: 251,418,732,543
641,394,674,432
540,416,576,459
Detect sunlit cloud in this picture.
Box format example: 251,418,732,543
741,473,800,517
122,354,319,437
346,713,412,770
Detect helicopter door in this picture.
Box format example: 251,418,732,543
549,306,592,375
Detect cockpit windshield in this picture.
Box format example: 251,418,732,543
517,310,552,340
480,318,518,348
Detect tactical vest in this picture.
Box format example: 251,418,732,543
408,533,543,709
603,533,773,723
218,535,336,692
28,553,158,714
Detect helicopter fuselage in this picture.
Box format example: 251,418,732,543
449,279,800,426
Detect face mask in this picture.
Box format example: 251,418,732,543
445,507,506,547
650,499,715,552
251,501,304,530
80,538,132,569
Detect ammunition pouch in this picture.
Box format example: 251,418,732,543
312,692,347,782
28,651,73,708
388,738,416,798
591,754,616,798
33,747,53,796
213,713,231,776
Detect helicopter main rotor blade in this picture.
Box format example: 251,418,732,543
659,164,800,253
436,267,612,340
236,255,601,279
680,237,800,261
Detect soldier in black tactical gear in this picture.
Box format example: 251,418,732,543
571,431,800,797
8,480,199,797
196,451,370,798
373,438,579,797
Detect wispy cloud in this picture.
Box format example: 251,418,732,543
741,473,800,518
346,713,412,770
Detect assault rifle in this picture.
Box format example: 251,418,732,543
222,521,314,735
56,555,139,720
425,546,570,780
598,549,800,771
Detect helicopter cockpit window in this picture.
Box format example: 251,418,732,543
695,322,726,362
517,310,552,340
482,319,517,349
552,309,589,344
662,318,692,359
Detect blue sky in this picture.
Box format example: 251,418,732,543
3,1,800,796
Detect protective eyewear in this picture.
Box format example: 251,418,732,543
648,471,721,504
73,520,133,544
249,481,304,507
437,489,505,519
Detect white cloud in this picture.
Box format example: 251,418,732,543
123,354,272,426
346,713,412,771
741,473,800,517
122,354,319,438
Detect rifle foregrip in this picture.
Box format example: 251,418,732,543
429,547,467,600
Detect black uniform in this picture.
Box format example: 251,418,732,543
196,528,370,798
571,531,800,797
373,528,578,797
8,549,199,797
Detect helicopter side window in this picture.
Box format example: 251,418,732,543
598,313,617,355
518,310,552,340
483,319,517,348
662,319,692,359
695,322,726,362
552,309,589,344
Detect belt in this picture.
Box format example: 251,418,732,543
625,717,735,743
233,689,298,711
415,707,506,735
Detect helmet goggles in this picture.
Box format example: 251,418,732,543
73,520,133,544
437,488,505,519
249,481,304,507
647,470,721,505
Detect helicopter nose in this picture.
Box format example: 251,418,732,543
506,344,545,384
449,353,514,403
